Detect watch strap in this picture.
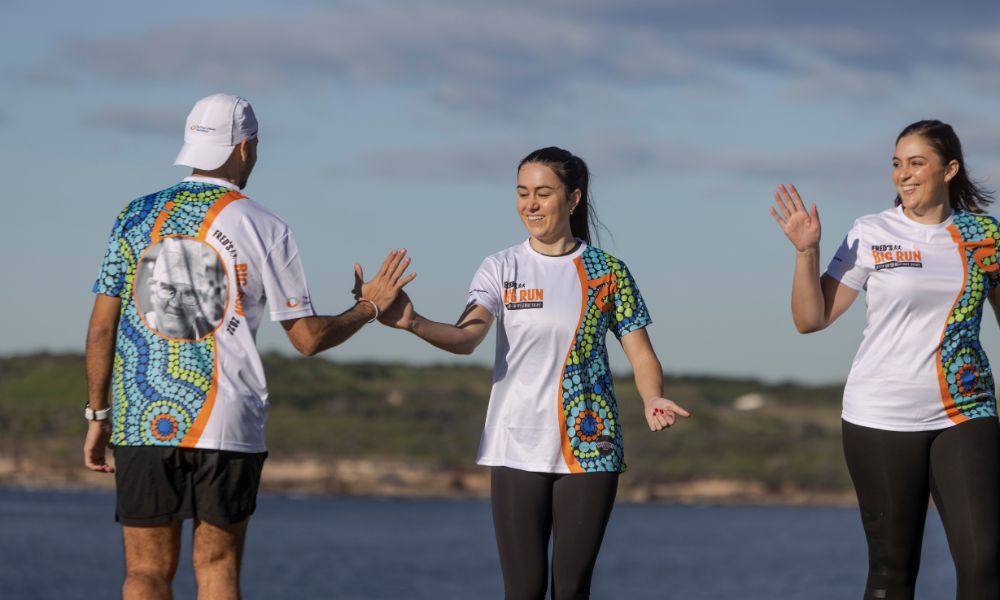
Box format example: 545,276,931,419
85,406,112,421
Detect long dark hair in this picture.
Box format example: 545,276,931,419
518,146,605,245
894,120,993,213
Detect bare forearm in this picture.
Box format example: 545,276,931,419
292,303,377,356
790,247,827,333
409,313,481,355
631,351,664,406
85,323,117,411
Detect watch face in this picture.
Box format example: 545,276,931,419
86,407,110,420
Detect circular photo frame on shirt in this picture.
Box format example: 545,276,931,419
134,235,229,342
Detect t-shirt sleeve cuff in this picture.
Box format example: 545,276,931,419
270,305,318,322
92,282,122,297
823,269,864,291
614,318,651,339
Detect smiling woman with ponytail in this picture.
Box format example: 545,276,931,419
770,120,1000,599
376,146,688,599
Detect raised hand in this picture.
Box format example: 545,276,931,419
644,398,691,432
770,183,821,252
355,249,417,315
379,290,416,330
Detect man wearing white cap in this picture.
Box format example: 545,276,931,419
83,93,414,600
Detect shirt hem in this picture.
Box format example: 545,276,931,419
841,412,961,432
476,457,571,474
113,440,268,453
476,456,626,474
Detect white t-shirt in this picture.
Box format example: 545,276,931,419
93,176,316,452
826,205,1000,431
467,240,651,473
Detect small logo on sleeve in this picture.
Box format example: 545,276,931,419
286,297,301,308
872,244,923,271
503,280,544,310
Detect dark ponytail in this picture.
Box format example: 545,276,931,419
518,146,604,245
894,120,994,213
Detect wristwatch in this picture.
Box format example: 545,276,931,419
85,405,112,421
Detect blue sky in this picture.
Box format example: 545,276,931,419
3,0,1000,384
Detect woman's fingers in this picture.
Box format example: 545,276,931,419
769,206,787,228
773,188,794,218
396,272,417,290
668,402,691,418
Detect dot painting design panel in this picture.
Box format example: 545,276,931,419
941,212,1000,420
562,247,651,473
96,183,232,446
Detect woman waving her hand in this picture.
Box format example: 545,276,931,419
771,120,1000,600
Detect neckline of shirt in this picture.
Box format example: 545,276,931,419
893,204,954,230
521,238,587,261
183,175,242,192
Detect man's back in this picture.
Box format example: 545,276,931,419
95,177,315,452
84,93,412,600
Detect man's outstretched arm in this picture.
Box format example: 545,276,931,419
282,249,416,356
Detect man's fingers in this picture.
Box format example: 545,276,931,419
84,457,114,473
389,256,411,283
378,249,404,279
372,250,395,280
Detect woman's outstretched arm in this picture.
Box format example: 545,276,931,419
620,328,690,432
380,292,494,355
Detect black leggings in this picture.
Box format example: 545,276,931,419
490,466,619,600
842,418,1000,600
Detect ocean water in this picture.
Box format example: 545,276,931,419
0,488,953,599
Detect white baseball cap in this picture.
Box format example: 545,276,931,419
174,93,258,170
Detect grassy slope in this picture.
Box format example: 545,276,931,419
0,353,850,491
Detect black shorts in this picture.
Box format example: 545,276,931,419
112,446,267,527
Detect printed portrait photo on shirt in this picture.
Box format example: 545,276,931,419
134,236,228,341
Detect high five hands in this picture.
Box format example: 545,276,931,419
769,183,821,252
353,249,417,317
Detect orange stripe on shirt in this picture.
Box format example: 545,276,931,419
180,336,219,448
557,257,589,473
150,201,175,242
197,191,246,240
936,225,972,424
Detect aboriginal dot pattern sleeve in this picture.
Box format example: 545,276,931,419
560,246,651,473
